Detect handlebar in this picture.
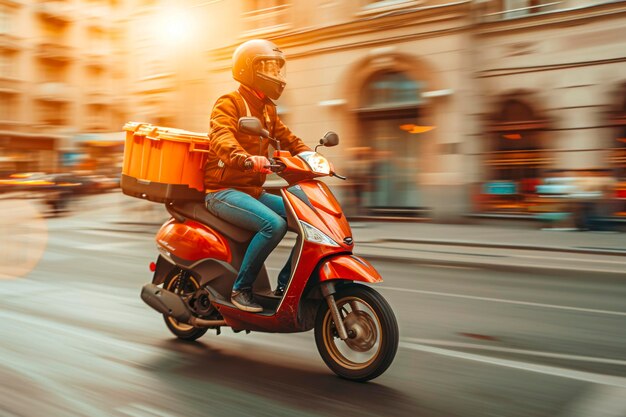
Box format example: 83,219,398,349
244,155,344,178
243,158,285,173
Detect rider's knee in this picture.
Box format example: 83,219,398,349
264,215,287,240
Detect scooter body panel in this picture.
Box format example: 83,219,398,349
156,218,231,264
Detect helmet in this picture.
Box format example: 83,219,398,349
232,39,286,101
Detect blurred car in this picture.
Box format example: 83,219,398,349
0,172,56,193
0,172,117,195
81,174,120,192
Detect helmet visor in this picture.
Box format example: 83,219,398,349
254,58,286,83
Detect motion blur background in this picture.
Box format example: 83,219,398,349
1,3,626,416
1,0,625,224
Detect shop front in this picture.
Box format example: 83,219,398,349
72,132,124,177
478,96,552,215
0,133,60,176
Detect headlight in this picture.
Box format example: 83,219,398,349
299,220,340,247
297,151,331,175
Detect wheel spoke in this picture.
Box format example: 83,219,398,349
323,296,382,369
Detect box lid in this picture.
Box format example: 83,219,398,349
123,122,208,143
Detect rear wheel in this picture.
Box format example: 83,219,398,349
162,269,208,341
314,284,399,382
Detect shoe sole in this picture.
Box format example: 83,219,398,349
231,298,263,313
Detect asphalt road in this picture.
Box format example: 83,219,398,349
1,197,625,417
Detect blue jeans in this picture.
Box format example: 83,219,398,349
205,189,293,292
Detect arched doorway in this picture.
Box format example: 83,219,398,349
609,82,626,216
356,70,428,216
481,95,551,213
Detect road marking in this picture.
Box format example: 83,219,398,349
116,403,179,417
510,253,626,266
411,263,478,270
400,341,626,387
404,338,626,366
380,286,626,316
81,241,139,251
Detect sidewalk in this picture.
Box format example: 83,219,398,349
341,222,626,277
69,191,626,277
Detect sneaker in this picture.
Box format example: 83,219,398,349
231,289,263,313
274,285,286,297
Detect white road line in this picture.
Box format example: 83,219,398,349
116,404,179,417
380,286,626,316
510,253,626,266
412,263,478,270
400,341,626,387
404,338,626,366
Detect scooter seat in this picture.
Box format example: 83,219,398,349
169,201,254,243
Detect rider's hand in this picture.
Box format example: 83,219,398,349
245,155,272,174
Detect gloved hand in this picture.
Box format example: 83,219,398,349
245,155,272,174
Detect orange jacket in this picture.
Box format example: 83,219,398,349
204,86,311,198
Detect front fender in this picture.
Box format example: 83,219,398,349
318,254,382,284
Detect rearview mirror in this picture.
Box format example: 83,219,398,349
238,117,270,138
319,131,339,147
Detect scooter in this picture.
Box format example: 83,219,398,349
140,117,399,381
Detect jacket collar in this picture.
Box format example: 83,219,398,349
238,85,275,108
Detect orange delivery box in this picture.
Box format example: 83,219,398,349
121,122,210,203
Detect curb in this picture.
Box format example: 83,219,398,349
374,238,626,257
355,250,626,279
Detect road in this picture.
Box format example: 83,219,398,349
1,196,625,417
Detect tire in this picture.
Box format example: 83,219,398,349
162,269,208,341
314,284,399,382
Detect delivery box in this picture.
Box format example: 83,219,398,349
121,122,210,203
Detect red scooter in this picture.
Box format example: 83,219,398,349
141,117,398,381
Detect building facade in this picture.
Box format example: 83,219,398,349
182,0,626,220
3,0,626,220
0,0,127,175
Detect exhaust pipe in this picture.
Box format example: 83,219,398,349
141,283,228,328
141,283,193,323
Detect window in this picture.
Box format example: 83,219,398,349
0,51,16,79
242,0,290,35
359,0,423,15
87,104,107,130
39,102,68,126
503,0,561,19
362,71,422,109
88,28,108,54
479,0,562,21
0,93,16,120
363,0,413,10
0,5,11,35
493,99,541,151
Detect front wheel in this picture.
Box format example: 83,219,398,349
314,284,399,382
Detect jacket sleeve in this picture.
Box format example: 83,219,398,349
209,95,250,169
274,116,311,156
